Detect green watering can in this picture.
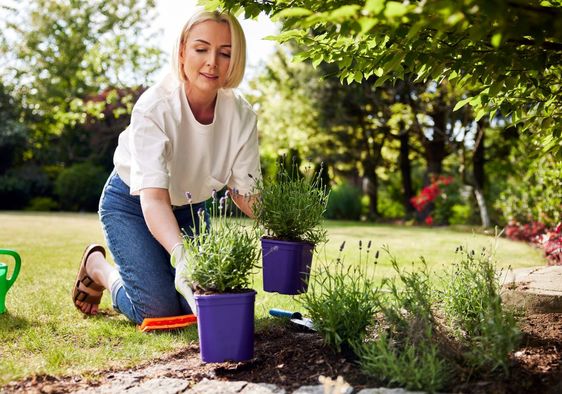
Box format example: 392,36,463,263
0,249,21,314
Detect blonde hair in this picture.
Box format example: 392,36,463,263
172,9,246,89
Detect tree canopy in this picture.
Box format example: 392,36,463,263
207,0,562,156
0,0,163,142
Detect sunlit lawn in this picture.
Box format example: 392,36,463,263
0,212,544,384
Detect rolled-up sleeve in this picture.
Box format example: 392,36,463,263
128,110,170,195
228,118,261,195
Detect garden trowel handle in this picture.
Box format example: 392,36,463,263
269,308,303,320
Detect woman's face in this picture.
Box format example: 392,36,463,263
181,20,231,96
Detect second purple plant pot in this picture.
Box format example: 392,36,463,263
261,238,314,295
195,290,256,363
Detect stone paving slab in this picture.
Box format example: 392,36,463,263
501,266,562,314
184,380,423,394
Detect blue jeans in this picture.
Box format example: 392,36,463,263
98,170,207,324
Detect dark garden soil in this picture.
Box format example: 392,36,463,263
3,313,562,394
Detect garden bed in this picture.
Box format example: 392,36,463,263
3,313,561,393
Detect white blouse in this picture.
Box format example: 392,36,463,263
113,73,261,205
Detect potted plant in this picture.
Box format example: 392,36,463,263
181,191,260,363
251,161,329,295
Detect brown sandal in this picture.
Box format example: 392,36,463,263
72,244,106,314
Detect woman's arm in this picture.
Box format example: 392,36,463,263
140,188,182,254
230,189,258,219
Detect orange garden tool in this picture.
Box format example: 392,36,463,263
138,314,197,332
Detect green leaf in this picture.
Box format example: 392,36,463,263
364,0,385,14
384,1,408,18
489,108,499,121
272,30,305,43
359,17,378,34
328,5,361,21
312,54,324,68
475,107,488,121
374,74,390,87
383,51,404,73
491,33,502,48
272,7,313,21
453,97,472,111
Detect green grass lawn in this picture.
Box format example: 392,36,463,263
0,212,545,384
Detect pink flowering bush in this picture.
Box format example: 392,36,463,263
505,221,562,266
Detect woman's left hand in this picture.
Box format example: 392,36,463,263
171,243,197,316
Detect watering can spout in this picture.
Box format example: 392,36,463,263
0,249,21,314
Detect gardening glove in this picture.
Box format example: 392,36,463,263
171,243,197,316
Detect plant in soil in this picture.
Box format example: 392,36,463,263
440,245,521,374
298,240,379,353
182,191,260,293
251,160,329,245
353,251,449,393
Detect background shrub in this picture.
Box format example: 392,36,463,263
495,156,562,227
25,197,59,211
325,181,362,220
0,175,31,209
55,162,108,211
0,165,52,210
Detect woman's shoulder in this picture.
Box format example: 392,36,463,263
134,73,182,115
220,88,256,121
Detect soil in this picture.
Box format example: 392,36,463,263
3,313,561,394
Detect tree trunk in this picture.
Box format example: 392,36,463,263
473,125,491,227
399,128,415,216
365,172,379,219
425,105,448,178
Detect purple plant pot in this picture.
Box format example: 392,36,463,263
261,238,314,295
194,290,256,363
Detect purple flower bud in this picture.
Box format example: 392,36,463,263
225,189,230,199
197,207,204,217
185,191,192,202
211,189,217,200
219,196,226,209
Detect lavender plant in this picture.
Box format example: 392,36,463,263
299,240,379,353
251,161,329,246
181,191,260,293
441,245,521,373
353,249,449,392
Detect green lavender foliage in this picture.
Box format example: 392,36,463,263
441,245,521,373
299,240,379,352
183,194,260,293
251,162,329,245
353,251,449,393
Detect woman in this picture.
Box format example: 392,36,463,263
72,9,260,324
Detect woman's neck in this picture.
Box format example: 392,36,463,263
185,83,217,125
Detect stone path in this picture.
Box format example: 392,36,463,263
74,377,422,394
501,265,562,314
